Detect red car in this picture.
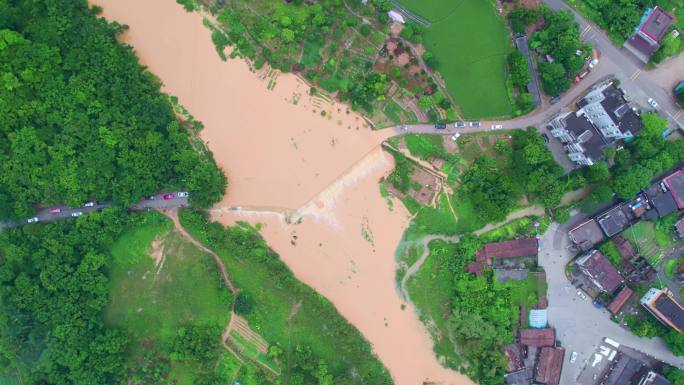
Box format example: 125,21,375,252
163,194,174,200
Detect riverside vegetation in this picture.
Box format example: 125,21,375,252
0,1,392,384
179,0,530,121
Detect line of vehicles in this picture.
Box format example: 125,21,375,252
434,121,503,130
25,191,190,224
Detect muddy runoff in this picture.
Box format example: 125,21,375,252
93,0,473,384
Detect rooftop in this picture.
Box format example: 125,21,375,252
535,347,564,385
601,352,644,385
482,238,539,260
663,169,684,209
597,204,635,237
503,344,525,373
639,6,676,43
529,309,548,328
613,235,636,260
576,250,624,293
569,219,606,251
608,286,633,315
654,292,684,332
519,328,555,347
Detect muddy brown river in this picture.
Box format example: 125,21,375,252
93,1,473,384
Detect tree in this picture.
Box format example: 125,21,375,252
631,112,668,159
585,161,610,183
676,84,684,108
612,164,652,199
507,6,541,33
538,61,570,95
508,50,531,89
422,51,438,69
418,96,432,110
665,330,684,356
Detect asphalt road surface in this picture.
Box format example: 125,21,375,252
0,192,189,231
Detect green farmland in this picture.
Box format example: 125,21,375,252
399,0,513,118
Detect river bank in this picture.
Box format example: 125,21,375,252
92,0,472,384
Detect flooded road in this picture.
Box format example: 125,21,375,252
93,0,472,384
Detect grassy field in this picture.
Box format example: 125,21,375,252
399,0,513,118
178,210,392,384
0,374,20,385
105,212,235,384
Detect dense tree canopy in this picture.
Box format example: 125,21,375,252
0,0,226,220
0,211,129,384
531,10,588,95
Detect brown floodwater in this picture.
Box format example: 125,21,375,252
93,1,473,384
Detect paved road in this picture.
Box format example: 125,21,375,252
389,0,683,137
539,220,684,385
0,192,189,231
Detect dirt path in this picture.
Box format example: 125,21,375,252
161,208,238,295
399,234,459,300
473,206,545,236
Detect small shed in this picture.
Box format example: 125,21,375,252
388,10,406,24
529,309,548,328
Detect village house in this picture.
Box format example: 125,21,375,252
641,288,684,333
624,6,677,63
534,347,564,385
548,83,643,166
466,237,539,275
608,286,633,315
575,249,624,294
519,328,555,347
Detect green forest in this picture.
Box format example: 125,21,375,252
0,1,226,220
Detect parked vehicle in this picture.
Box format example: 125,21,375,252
491,124,503,130
542,133,550,143
50,208,61,214
648,98,659,109
27,217,39,224
84,201,95,207
451,133,461,141
177,191,189,198
71,212,83,217
570,352,578,363
576,290,587,300
550,96,561,105
146,195,156,200
163,194,174,200
454,121,465,128
469,121,481,127
434,123,447,129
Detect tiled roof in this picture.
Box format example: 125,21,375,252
535,347,565,385
608,287,633,314
519,328,555,347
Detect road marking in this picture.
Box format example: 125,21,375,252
581,25,592,37
675,110,683,120
629,69,642,80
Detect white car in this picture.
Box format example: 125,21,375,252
84,201,95,207
576,290,588,300
451,133,461,141
177,191,190,198
648,98,659,109
491,124,503,130
71,211,83,217
27,217,39,224
570,351,578,363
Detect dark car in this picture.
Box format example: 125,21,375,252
550,96,561,105
542,133,550,143
434,123,447,129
